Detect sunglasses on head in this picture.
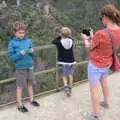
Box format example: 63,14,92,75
99,14,106,21
99,15,104,21
100,15,105,21
99,16,103,21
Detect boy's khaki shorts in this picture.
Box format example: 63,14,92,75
15,69,36,87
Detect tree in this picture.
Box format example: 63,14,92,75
2,0,7,8
44,4,50,16
16,0,20,6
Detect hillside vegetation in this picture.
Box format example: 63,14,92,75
0,0,117,50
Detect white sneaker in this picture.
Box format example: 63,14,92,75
83,112,101,120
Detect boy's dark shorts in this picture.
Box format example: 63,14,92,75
15,69,36,87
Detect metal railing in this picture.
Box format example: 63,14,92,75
0,44,88,106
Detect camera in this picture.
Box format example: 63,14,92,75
82,29,91,36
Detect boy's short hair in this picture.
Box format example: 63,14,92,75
13,21,27,32
60,27,72,38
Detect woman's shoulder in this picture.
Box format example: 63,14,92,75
109,28,120,34
93,29,108,41
95,29,107,36
96,28,120,36
92,29,111,44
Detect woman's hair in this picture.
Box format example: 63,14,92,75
60,27,72,38
13,21,27,32
101,4,120,24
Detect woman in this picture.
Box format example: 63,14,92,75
81,4,120,120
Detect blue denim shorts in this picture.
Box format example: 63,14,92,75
59,64,75,77
88,62,110,85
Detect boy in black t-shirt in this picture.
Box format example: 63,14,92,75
52,27,76,96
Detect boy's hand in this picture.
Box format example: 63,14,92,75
29,48,34,53
20,50,26,55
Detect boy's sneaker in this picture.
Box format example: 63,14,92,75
100,101,110,109
68,86,72,93
30,100,40,107
17,105,29,112
64,86,69,92
83,112,101,120
64,86,71,97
